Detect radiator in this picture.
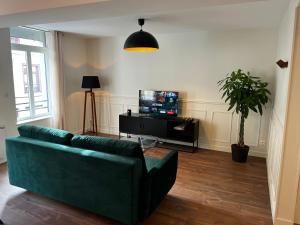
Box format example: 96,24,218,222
0,126,6,164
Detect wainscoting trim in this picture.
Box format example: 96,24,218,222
77,94,271,158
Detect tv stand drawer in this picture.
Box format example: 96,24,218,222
141,118,167,137
119,115,167,137
119,115,141,134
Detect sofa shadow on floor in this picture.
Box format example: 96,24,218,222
1,191,121,225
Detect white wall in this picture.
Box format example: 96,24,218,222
275,5,300,224
82,29,277,157
0,28,53,163
278,4,300,225
87,30,276,100
293,4,300,223
0,28,278,159
266,0,299,223
61,33,88,133
0,28,18,163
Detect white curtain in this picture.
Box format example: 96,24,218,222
46,31,65,129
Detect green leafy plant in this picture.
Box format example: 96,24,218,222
218,69,271,147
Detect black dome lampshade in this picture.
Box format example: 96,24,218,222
81,76,101,91
124,18,159,52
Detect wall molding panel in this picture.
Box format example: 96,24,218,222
267,109,285,220
76,93,270,158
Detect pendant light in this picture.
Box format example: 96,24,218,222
124,18,159,52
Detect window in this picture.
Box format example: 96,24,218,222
10,27,50,122
22,64,42,93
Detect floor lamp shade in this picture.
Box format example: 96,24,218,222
81,76,101,90
82,76,100,135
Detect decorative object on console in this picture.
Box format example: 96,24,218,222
124,18,159,52
81,76,100,135
276,59,288,68
127,109,132,116
218,69,270,163
173,117,193,131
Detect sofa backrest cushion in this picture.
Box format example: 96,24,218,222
71,135,147,175
18,125,74,145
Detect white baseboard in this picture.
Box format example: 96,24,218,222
198,142,266,158
275,218,294,225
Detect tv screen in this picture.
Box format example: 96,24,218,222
139,90,179,116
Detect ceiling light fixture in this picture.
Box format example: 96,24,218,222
124,18,159,52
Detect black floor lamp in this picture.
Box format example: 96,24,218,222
82,76,101,135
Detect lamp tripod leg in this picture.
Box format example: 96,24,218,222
82,91,88,134
91,92,95,133
92,93,98,135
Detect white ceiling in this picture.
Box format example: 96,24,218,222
0,0,108,16
0,0,290,37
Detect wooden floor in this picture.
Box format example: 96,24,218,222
0,146,272,225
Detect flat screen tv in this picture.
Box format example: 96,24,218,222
139,90,179,116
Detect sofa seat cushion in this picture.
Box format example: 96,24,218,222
18,125,74,145
71,135,147,175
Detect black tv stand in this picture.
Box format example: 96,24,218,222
119,113,199,150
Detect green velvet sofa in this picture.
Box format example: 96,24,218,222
5,125,178,225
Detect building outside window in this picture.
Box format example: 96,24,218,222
10,27,50,122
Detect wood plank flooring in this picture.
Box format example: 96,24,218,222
0,146,272,225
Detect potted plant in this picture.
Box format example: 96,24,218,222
218,69,271,163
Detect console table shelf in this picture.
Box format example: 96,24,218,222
119,113,199,150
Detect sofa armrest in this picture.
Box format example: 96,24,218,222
143,150,178,217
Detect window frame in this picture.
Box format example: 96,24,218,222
11,40,51,122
